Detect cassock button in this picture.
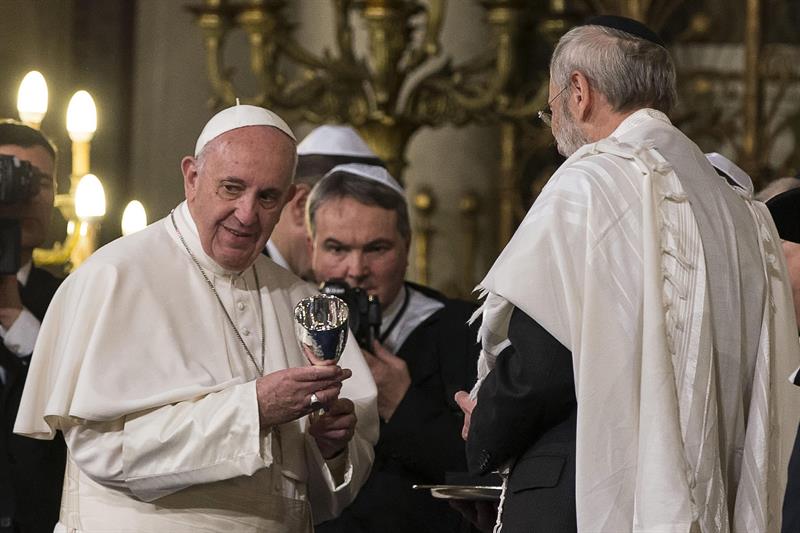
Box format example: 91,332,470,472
237,302,245,311
242,328,251,336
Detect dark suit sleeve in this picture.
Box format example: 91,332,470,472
783,421,800,533
1,267,65,531
467,306,575,474
378,301,480,482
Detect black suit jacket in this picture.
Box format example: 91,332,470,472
0,267,65,533
317,283,480,533
782,370,800,533
467,307,577,533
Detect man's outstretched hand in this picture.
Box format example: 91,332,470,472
454,390,476,441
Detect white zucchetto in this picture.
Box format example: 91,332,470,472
322,163,405,199
298,125,378,158
194,104,296,156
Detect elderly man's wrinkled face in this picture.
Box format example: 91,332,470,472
549,79,590,158
0,144,55,251
310,196,408,309
183,126,296,272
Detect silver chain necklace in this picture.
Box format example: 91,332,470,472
170,210,266,375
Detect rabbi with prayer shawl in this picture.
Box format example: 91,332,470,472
13,104,378,532
454,15,800,533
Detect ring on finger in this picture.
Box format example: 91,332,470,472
310,392,322,409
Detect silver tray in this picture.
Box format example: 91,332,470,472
412,484,502,501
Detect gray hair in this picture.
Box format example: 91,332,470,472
550,24,677,114
306,172,410,241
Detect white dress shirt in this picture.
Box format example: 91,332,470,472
0,261,40,384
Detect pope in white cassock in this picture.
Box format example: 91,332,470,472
13,105,378,532
456,15,800,533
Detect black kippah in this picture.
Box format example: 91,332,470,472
766,188,800,244
585,15,666,48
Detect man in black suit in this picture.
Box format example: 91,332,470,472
308,163,480,533
455,14,794,532
458,308,577,533
0,121,65,533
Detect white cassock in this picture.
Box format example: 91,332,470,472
13,201,379,532
472,109,800,532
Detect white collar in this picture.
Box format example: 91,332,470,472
609,108,671,139
379,285,407,333
380,284,444,353
175,201,247,278
265,240,290,271
17,260,32,286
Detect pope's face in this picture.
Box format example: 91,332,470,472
310,196,408,309
0,144,55,251
183,126,296,272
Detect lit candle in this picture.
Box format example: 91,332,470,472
17,71,48,129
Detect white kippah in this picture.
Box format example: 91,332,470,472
194,104,296,156
298,125,377,158
705,152,754,193
323,163,405,199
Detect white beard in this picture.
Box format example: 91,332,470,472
554,104,590,157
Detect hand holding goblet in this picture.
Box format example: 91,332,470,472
294,294,350,410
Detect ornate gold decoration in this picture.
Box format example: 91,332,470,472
741,0,762,174
187,0,544,245
412,187,435,286
189,0,800,291
581,0,800,187
458,190,479,296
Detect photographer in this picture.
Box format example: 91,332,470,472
0,121,64,533
308,164,480,533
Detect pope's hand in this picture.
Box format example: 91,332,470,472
256,365,351,428
363,340,411,422
454,391,476,441
308,398,357,459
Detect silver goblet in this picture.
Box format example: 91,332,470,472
294,294,349,365
294,294,349,411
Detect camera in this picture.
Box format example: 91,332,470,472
0,154,42,275
319,279,382,349
0,154,40,204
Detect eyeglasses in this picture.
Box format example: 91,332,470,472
537,86,568,127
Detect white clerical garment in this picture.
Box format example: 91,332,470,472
472,109,800,532
14,201,379,532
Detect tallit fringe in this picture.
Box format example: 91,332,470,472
590,137,703,519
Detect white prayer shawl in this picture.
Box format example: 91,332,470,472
473,109,800,532
14,201,379,532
